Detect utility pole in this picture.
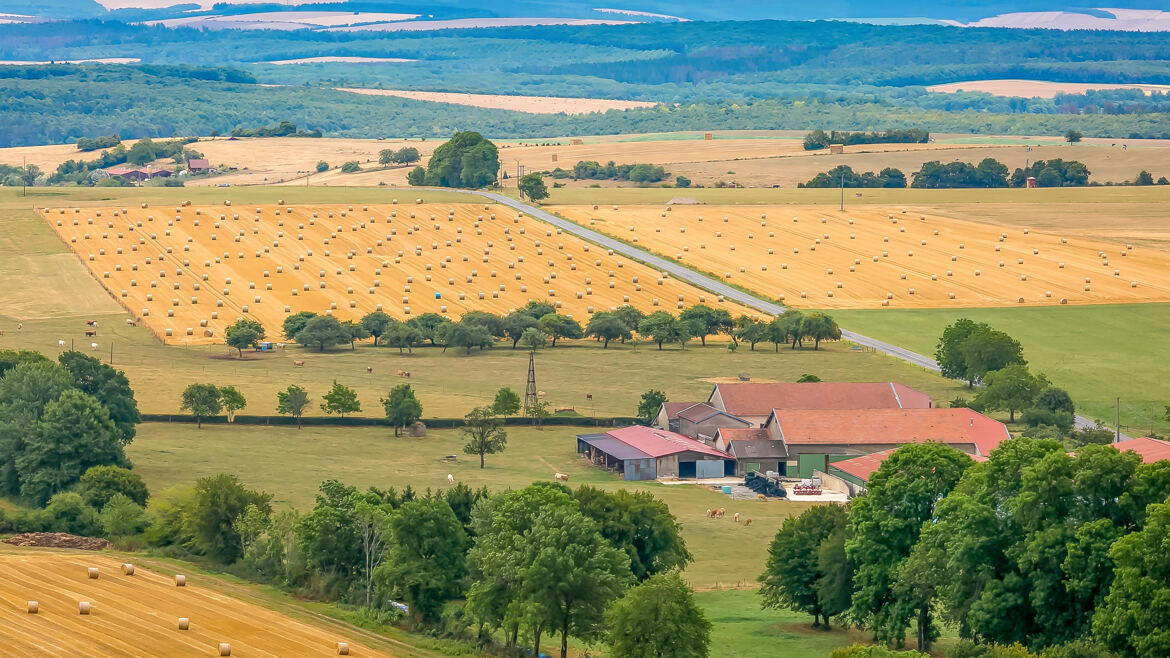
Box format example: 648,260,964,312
523,351,537,416
22,155,27,197
839,169,844,211
1116,397,1121,442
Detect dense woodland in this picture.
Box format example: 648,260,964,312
1,19,1170,146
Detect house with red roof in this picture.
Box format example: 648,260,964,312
764,407,1010,478
825,446,988,497
577,425,734,480
714,427,787,476
706,381,933,427
1110,437,1170,463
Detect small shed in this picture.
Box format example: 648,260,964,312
829,144,845,154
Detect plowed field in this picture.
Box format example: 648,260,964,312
0,552,389,656
550,204,1170,309
41,201,753,344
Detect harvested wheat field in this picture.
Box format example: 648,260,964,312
550,204,1170,309
334,87,658,115
926,79,1170,98
41,201,754,344
0,552,388,656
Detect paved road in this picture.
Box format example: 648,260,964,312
441,189,1121,438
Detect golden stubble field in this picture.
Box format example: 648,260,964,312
551,204,1170,309
41,201,755,344
0,552,387,656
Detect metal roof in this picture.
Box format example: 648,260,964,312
578,434,652,461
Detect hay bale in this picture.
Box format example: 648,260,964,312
178,617,190,630
175,574,187,587
79,601,91,615
219,643,232,656
27,601,38,614
88,567,99,579
337,642,351,655
122,563,134,576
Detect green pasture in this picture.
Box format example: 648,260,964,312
828,304,1170,436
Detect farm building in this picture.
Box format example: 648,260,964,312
1106,436,1170,463
105,166,171,182
763,407,1010,478
577,425,735,480
822,446,987,497
714,427,788,476
186,158,211,172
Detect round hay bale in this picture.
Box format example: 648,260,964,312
88,567,99,579
79,601,91,615
178,617,190,631
337,642,350,655
1060,298,1068,304
220,643,232,656
122,563,135,576
175,574,187,587
27,601,38,614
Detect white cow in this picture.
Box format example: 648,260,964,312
447,474,455,485
90,342,98,350
58,339,66,347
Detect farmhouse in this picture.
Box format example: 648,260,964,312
713,427,787,476
823,446,987,497
1108,436,1170,463
577,425,734,480
186,158,211,173
764,407,1010,477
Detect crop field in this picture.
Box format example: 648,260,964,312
334,88,659,115
41,201,756,344
551,204,1170,309
926,79,1170,98
0,552,389,656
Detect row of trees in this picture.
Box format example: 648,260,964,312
803,129,930,150
271,304,840,355
570,160,670,183
0,350,140,504
377,146,420,166
801,165,907,189
760,437,1170,657
801,158,1097,189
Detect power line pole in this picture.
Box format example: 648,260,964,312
22,155,27,197
839,169,844,212
1116,397,1121,442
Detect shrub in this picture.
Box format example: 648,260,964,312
315,161,329,172
79,465,149,508
832,644,928,658
41,492,102,536
341,161,361,173
100,493,149,537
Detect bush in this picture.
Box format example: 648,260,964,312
947,641,1035,658
79,465,149,508
315,161,329,172
41,492,102,536
341,161,361,173
675,175,691,188
832,644,927,658
100,493,149,537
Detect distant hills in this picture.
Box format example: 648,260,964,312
3,0,1169,25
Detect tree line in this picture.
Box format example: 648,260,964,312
800,157,1110,189
803,129,929,151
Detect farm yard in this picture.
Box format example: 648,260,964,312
41,201,755,344
0,551,390,656
551,204,1170,309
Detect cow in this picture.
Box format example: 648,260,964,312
705,508,712,518
57,340,66,347
86,320,98,327
733,512,740,523
554,473,569,482
125,319,136,327
757,494,767,501
744,518,752,527
402,371,410,378
16,323,22,331
293,360,304,367
276,342,285,349
90,342,98,350
716,507,725,519
85,330,97,337
447,474,454,485
366,366,373,373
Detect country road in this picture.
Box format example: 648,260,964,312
440,188,1121,439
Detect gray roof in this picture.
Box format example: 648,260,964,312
578,434,652,461
729,440,788,460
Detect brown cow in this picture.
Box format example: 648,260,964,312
744,518,752,527
554,473,569,482
293,360,304,367
85,330,97,337
716,507,725,519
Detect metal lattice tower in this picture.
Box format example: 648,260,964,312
523,350,538,415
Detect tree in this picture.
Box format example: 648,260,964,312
637,390,667,425
295,315,350,352
961,326,1026,386
1094,501,1170,657
57,351,140,445
180,383,222,429
502,310,539,348
225,318,265,357
1065,130,1083,143
41,492,101,536
392,147,420,164
406,313,446,345
538,313,583,347
384,321,423,354
360,311,394,346
518,173,549,201
612,306,645,341
492,387,521,417
376,498,469,622
586,311,629,348
760,504,850,628
351,499,393,607
974,365,1049,422
0,361,76,495
218,386,246,422
935,318,980,384
379,149,395,165
847,443,973,651
529,399,552,427
406,166,425,186
320,380,360,417
461,406,508,468
342,320,370,350
605,572,711,658
79,464,148,508
797,373,822,383
575,486,692,581
461,310,506,338
518,505,633,658
315,160,329,173
735,318,769,350
679,305,733,347
675,175,691,188
422,131,499,188
276,384,310,429
802,313,842,350
447,322,494,354
382,384,422,436
519,326,547,351
1134,170,1155,186
100,492,149,537
638,312,683,350
282,311,317,340
186,473,272,563
341,161,361,173
16,389,127,504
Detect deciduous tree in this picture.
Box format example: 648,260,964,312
461,406,508,468
320,380,360,417
382,384,422,436
225,318,265,357
295,315,350,352
605,572,711,658
492,387,521,417
376,498,469,621
218,385,246,422
276,384,310,429
637,389,667,425
759,503,850,628
180,382,221,428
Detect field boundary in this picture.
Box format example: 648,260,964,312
140,413,639,428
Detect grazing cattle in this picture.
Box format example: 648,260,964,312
705,508,712,518
402,371,410,378
757,494,767,501
292,360,304,367
554,472,569,482
16,323,22,331
396,369,405,376
733,512,740,523
366,366,373,373
276,342,285,349
85,330,97,337
57,340,66,347
716,507,725,519
90,342,98,350
537,390,546,398
447,474,454,485
86,320,98,327
744,518,752,527
125,319,136,327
